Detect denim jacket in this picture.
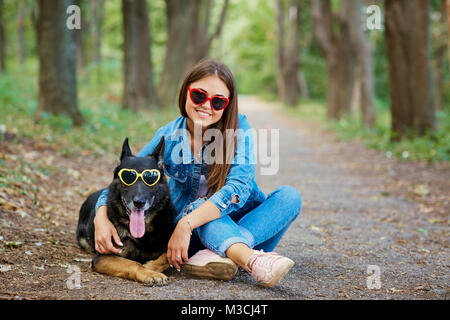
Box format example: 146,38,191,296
95,113,266,221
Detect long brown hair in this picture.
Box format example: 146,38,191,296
178,59,239,197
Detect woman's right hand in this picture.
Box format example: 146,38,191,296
93,206,123,254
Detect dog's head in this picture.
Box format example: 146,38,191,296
111,137,168,239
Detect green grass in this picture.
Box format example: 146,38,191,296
282,99,450,163
0,60,178,157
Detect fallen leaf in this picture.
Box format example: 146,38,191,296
16,210,28,218
413,184,430,197
68,168,80,180
427,218,443,224
417,228,428,236
388,287,401,294
0,265,12,272
0,198,20,211
73,258,92,263
414,286,430,291
4,241,23,248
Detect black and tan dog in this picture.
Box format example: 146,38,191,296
76,137,175,286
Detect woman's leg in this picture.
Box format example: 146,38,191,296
235,185,302,252
187,185,301,285
197,185,301,261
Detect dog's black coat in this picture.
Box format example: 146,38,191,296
76,137,175,264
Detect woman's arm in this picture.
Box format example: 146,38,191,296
167,198,238,270
93,205,122,254
207,114,255,216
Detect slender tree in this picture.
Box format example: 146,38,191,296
158,0,229,109
185,0,229,71
17,1,26,64
89,0,104,65
311,0,356,119
446,0,450,72
275,0,302,107
122,0,158,110
385,0,435,139
35,0,84,126
431,0,447,111
0,0,6,72
349,0,375,127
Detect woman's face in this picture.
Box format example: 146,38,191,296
185,75,230,130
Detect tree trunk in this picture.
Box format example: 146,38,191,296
276,0,302,107
158,0,192,109
0,0,6,71
185,0,229,71
35,0,84,126
446,0,450,72
432,0,447,111
89,0,104,65
159,0,229,109
385,0,435,139
17,2,26,64
122,0,158,110
433,46,445,111
311,0,355,119
348,0,375,127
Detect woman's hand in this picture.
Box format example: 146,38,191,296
167,217,192,270
93,206,123,254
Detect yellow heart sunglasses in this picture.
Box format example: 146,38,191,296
118,168,161,187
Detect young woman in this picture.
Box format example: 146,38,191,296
94,59,302,287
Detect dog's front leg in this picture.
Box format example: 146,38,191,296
92,254,169,286
143,253,170,273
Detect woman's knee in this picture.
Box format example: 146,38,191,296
274,185,302,217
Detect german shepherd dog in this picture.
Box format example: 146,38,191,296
76,137,175,286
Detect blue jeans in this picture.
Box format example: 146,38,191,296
180,185,302,258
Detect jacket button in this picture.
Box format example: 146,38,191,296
221,203,226,208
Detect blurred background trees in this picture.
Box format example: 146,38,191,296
0,0,448,160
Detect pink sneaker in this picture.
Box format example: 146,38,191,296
183,249,238,281
246,250,295,288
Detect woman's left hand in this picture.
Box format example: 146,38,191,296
167,217,192,270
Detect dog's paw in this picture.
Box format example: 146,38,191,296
139,270,169,286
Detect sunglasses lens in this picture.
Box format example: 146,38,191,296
142,170,160,186
191,89,207,105
212,97,228,110
120,170,137,185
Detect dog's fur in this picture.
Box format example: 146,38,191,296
76,137,176,285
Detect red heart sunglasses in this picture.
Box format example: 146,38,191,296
187,86,230,111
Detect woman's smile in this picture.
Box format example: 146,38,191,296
195,108,212,119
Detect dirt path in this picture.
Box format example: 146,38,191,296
0,96,448,300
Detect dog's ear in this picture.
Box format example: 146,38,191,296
151,137,165,169
120,137,133,161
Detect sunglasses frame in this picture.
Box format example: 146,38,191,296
187,85,230,111
118,168,161,187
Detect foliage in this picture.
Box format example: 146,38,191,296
0,0,448,163
284,100,450,163
0,62,178,157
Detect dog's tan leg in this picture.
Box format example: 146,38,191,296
143,253,170,273
92,255,169,286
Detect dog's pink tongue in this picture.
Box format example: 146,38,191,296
130,209,145,238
